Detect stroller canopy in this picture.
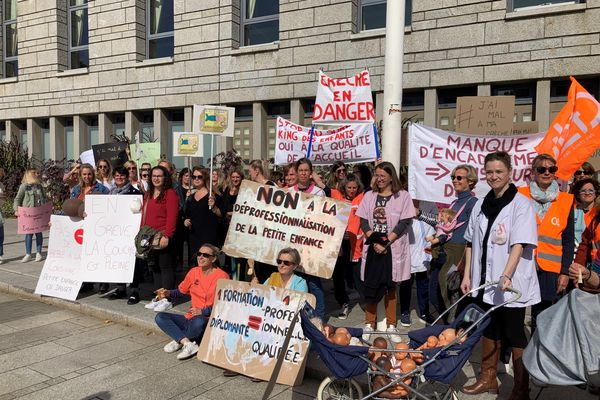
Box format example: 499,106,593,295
524,289,600,387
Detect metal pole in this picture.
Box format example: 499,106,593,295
381,0,406,169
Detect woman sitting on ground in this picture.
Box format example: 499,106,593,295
155,244,229,360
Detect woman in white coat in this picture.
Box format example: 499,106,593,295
460,151,540,400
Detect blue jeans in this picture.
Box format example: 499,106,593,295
0,225,4,256
302,274,325,321
25,232,43,254
155,311,210,343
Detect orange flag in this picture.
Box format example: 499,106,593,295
535,76,600,181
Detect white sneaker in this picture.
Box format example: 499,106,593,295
35,253,43,262
21,254,32,263
153,298,172,312
177,342,199,359
144,298,160,310
386,325,402,344
0,255,3,264
163,340,182,353
362,324,373,341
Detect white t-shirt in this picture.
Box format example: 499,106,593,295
409,219,434,274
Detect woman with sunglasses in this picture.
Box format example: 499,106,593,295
96,159,113,191
518,154,574,331
173,168,193,271
155,244,229,360
70,163,109,200
416,164,478,324
184,167,222,268
571,178,600,249
573,162,595,182
124,160,145,192
251,248,308,292
219,168,245,278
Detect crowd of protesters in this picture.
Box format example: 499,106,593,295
0,150,598,393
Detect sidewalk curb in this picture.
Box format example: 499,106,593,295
0,280,330,381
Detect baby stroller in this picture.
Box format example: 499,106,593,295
524,289,600,399
301,282,522,400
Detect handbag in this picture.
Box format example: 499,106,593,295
135,196,167,259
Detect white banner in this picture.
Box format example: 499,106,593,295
408,124,545,204
34,215,84,301
274,117,377,166
313,70,375,123
80,195,142,283
198,280,315,386
223,181,351,279
193,105,235,137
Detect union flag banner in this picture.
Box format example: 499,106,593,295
535,77,600,180
313,70,375,123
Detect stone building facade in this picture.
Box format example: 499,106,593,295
0,0,599,167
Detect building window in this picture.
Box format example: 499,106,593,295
69,0,89,69
147,0,174,59
360,0,412,31
241,0,279,46
3,0,17,78
509,0,581,11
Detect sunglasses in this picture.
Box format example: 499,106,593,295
98,165,108,169
579,189,596,194
574,170,592,176
141,168,150,172
535,166,558,174
276,259,295,266
451,175,466,181
197,252,214,258
336,169,346,174
141,174,148,178
128,167,137,170
192,175,203,180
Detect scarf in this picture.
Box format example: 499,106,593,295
110,182,133,195
266,272,285,288
529,180,559,220
481,183,518,225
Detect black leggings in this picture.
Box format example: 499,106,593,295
130,244,175,291
476,299,528,348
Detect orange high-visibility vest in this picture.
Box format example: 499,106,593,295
518,186,574,273
331,189,364,261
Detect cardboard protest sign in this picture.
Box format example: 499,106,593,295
80,195,142,283
275,117,377,166
173,132,203,157
130,142,161,167
408,124,544,204
92,142,129,168
456,96,515,136
79,149,95,165
34,215,84,301
17,202,52,234
193,105,235,137
198,280,316,386
313,70,375,123
223,181,351,279
512,121,539,135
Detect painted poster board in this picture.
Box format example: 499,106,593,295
80,195,142,283
198,280,316,386
17,202,52,234
130,142,161,167
34,215,84,301
456,96,515,136
173,132,203,157
313,70,375,123
193,105,235,137
222,181,351,279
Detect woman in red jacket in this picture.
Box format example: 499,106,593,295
129,165,179,305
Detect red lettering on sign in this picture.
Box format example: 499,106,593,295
74,228,84,245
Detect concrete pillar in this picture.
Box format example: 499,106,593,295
49,117,66,160
424,89,438,128
73,115,89,156
154,109,169,160
125,111,139,140
536,79,551,131
5,120,18,142
26,119,43,159
477,84,491,96
252,102,267,159
98,113,113,144
375,92,385,127
290,99,304,125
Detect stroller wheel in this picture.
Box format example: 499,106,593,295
317,376,363,400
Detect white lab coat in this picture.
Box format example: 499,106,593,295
465,193,541,308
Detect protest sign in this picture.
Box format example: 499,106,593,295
193,105,235,137
34,215,84,301
408,124,545,204
79,149,95,165
17,202,52,234
92,142,129,168
173,132,203,157
512,121,539,135
456,96,515,136
535,76,600,180
313,70,375,123
274,117,377,165
223,181,351,279
198,280,315,386
80,195,142,283
130,142,161,167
